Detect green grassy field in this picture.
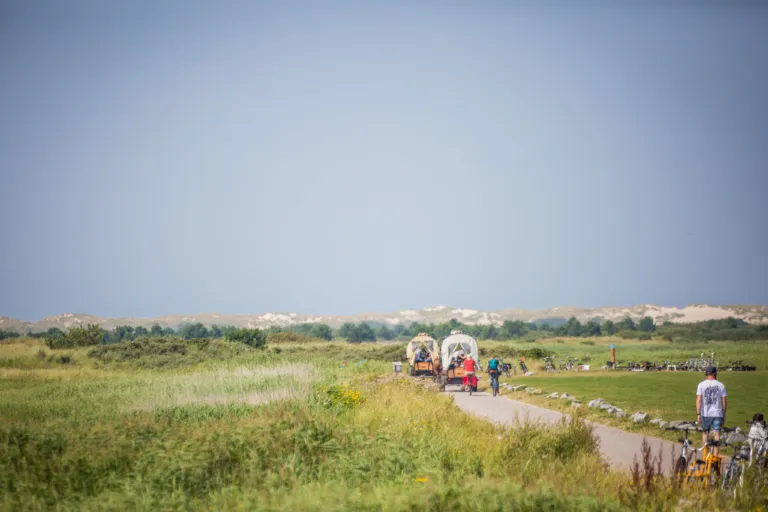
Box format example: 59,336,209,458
501,371,767,427
1,336,766,510
477,337,768,427
481,336,768,372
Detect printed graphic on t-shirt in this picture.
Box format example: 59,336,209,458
703,386,721,408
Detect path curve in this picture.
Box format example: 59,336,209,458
448,386,682,474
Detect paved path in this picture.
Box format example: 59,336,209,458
448,386,682,474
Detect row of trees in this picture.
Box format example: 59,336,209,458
11,315,768,348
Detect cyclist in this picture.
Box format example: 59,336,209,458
463,355,477,391
696,366,727,455
487,354,501,395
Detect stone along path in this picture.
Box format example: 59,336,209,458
449,387,682,474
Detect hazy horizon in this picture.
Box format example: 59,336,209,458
2,1,767,320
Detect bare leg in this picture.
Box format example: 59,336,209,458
713,430,720,456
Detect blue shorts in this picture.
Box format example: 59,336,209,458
701,417,723,432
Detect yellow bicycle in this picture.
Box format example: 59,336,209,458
669,425,736,489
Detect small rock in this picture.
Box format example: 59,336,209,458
571,402,582,409
560,393,576,401
546,392,560,399
669,420,693,428
658,421,669,429
631,412,649,423
587,398,605,409
599,403,614,411
525,388,542,395
524,371,535,377
649,419,663,425
615,411,628,419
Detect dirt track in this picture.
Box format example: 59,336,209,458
448,386,682,474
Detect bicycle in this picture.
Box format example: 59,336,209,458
746,420,768,469
721,441,751,494
488,369,500,397
666,425,696,479
668,424,736,489
501,362,513,378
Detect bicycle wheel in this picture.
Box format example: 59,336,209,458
673,457,687,481
721,462,736,491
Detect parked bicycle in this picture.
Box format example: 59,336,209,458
667,424,737,489
721,441,751,494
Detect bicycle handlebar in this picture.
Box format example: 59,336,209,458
665,424,738,433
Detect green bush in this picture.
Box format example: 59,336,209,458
0,330,21,341
266,331,320,345
87,336,251,368
225,328,266,348
45,324,105,349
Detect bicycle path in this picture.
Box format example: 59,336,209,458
448,387,682,475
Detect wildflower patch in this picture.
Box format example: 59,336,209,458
318,384,366,410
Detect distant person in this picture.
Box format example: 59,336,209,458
696,367,727,454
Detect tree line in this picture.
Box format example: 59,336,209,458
4,315,766,348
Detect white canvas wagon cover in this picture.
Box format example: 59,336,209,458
440,331,479,369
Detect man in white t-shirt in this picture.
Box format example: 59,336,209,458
696,366,728,454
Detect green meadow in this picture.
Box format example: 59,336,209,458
1,335,766,511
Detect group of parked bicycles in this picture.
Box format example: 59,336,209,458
605,353,756,372
668,422,767,493
544,356,590,372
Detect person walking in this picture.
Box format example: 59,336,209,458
696,366,727,455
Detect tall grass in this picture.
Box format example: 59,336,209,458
2,339,766,510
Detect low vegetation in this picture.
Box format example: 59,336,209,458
1,331,766,510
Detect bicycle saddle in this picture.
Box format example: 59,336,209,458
706,440,724,447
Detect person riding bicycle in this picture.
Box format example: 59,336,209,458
462,355,477,390
487,354,501,393
696,366,728,455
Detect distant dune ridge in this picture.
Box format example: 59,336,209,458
1,305,767,333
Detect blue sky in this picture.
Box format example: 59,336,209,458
1,1,767,320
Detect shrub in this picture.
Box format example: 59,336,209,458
0,330,20,341
617,330,651,341
87,336,251,368
519,347,554,360
580,340,596,346
45,324,104,349
225,328,266,348
266,332,320,345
